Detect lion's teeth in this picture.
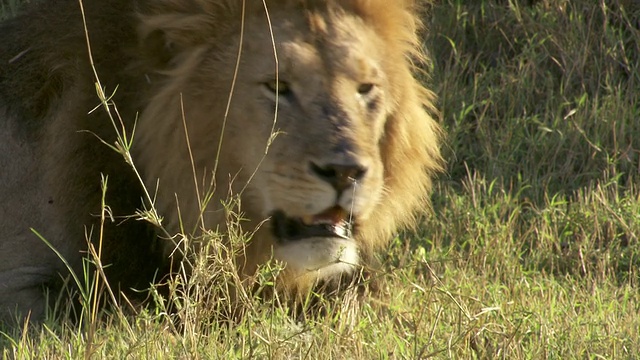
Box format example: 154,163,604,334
301,215,338,226
300,211,352,238
333,222,352,238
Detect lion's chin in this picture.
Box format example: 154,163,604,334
273,237,359,280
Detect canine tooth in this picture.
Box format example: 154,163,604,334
333,223,352,238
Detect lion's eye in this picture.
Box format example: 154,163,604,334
265,80,292,96
357,83,375,95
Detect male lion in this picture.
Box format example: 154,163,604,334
0,0,442,324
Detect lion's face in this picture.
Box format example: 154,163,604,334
136,1,441,293
224,9,391,281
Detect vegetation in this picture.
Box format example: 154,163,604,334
2,0,639,358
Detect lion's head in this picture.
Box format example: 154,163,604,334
134,0,442,295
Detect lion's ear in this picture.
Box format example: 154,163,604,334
137,1,224,70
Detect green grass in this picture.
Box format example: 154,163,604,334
0,0,25,20
3,0,640,358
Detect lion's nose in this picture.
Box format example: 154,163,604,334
310,161,368,193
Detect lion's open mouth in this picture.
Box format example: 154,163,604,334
271,206,355,242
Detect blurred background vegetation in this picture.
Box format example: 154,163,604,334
422,0,640,282
431,0,640,196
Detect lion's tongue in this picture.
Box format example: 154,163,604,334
301,206,351,239
301,206,348,226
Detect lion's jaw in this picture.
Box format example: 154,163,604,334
247,152,381,281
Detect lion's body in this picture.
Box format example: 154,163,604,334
0,0,442,324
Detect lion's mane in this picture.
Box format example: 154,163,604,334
0,0,442,323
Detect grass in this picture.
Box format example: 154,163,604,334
0,0,21,20
2,0,640,358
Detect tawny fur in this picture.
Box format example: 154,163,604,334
0,0,442,324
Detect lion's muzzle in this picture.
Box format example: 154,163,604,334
270,206,359,276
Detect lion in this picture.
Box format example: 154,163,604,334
0,0,442,324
